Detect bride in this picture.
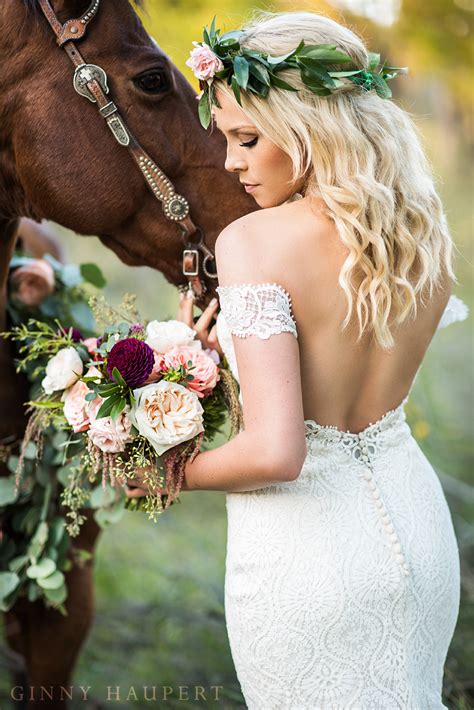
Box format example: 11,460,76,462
126,10,467,708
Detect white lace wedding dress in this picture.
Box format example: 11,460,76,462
215,285,468,710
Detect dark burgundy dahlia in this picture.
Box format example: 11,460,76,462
107,338,154,388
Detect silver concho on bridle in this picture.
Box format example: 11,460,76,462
73,63,130,147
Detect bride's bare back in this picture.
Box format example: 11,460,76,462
256,195,454,433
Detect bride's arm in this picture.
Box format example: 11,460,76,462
182,219,308,493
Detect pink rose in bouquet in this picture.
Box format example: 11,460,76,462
163,345,220,398
62,380,91,433
10,259,55,307
83,337,99,356
88,409,133,454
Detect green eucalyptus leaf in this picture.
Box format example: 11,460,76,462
37,570,65,590
59,264,82,288
79,263,106,288
43,584,67,605
27,583,40,602
23,441,37,460
89,484,116,508
94,505,125,528
0,477,18,506
8,555,29,574
26,558,57,579
0,572,20,602
6,455,19,475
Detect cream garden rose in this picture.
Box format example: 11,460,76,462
145,319,202,355
42,347,83,394
130,380,204,456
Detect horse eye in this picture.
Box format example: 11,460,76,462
134,71,169,94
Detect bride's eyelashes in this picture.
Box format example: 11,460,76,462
239,137,259,148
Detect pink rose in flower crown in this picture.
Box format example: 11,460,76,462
10,259,55,307
87,408,133,453
163,345,220,398
185,42,224,81
62,380,91,433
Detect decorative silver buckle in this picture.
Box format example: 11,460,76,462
73,63,109,103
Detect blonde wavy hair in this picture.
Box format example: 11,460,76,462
212,10,456,350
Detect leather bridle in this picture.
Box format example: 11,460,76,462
37,0,217,300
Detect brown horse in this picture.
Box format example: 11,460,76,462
0,1,254,705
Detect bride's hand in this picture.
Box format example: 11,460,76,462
178,289,223,357
123,467,167,499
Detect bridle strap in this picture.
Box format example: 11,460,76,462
37,0,217,300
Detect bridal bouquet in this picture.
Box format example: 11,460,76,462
4,293,242,532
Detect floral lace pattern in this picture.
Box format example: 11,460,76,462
215,282,297,340
218,286,466,709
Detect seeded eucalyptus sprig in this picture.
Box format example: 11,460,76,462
192,16,408,129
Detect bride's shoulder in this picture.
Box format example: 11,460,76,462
216,196,337,275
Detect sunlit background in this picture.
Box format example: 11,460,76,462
2,0,472,707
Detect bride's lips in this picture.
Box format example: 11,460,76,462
242,183,260,193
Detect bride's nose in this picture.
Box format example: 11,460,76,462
225,146,247,173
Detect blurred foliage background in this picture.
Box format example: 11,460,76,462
1,0,472,707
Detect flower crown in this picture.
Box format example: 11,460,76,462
186,17,408,129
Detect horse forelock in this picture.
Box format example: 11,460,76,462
22,0,145,12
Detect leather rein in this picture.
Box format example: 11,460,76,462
37,0,217,300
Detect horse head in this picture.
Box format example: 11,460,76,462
0,0,256,301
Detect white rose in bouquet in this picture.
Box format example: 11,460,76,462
42,346,84,394
145,319,202,355
130,380,204,456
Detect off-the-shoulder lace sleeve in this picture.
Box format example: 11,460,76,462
437,294,469,330
215,282,297,340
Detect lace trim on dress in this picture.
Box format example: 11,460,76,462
437,294,469,329
215,282,298,340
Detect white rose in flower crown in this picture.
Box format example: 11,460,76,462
145,319,202,355
130,380,204,456
42,346,84,394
